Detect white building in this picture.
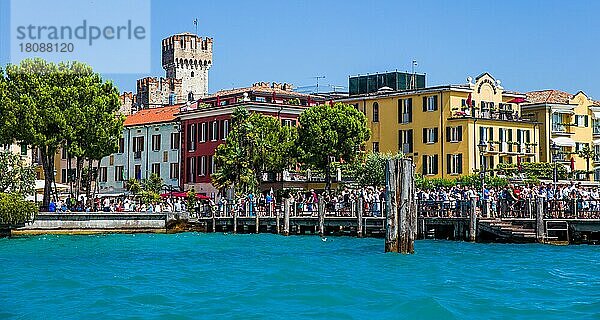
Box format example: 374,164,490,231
97,105,182,194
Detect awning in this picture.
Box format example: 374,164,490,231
551,137,576,147
34,180,70,191
593,112,600,119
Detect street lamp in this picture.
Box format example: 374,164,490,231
478,140,487,211
551,142,560,188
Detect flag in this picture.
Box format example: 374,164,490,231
570,157,575,171
466,93,472,107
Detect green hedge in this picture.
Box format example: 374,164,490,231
0,192,38,225
416,174,509,190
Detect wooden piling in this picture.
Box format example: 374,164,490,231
398,158,416,254
283,199,290,236
357,198,364,238
275,203,280,234
232,204,237,234
535,195,545,243
385,159,399,252
318,200,325,237
255,206,260,234
385,158,416,253
469,196,477,242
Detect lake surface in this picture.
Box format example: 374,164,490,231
1,233,599,319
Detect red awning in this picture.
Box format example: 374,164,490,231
507,97,527,104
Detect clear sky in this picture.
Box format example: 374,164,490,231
2,0,600,97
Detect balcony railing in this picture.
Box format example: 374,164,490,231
134,151,142,159
450,108,528,122
552,123,567,133
594,126,600,135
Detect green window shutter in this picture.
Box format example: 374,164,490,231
408,98,413,122
423,128,427,143
457,154,463,174
458,126,463,141
20,144,27,155
397,100,402,123
423,97,427,112
432,155,438,175
408,130,413,153
422,155,428,175
446,127,451,142
447,154,451,174
585,115,589,127
433,95,438,111
434,128,438,143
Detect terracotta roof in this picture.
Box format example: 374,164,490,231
124,105,181,127
525,90,573,104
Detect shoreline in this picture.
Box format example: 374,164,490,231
11,228,167,236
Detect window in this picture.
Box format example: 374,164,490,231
170,132,180,149
422,128,438,144
446,154,463,175
223,120,229,140
20,144,27,156
109,155,114,165
211,121,218,141
422,96,438,112
211,155,216,174
552,113,566,132
594,119,600,135
133,136,144,152
398,98,413,123
574,115,589,128
198,155,206,176
152,163,160,176
575,142,588,152
99,167,107,182
151,135,161,151
61,169,67,183
372,102,379,122
422,155,438,175
372,142,379,153
163,151,168,162
199,123,207,142
446,126,463,142
282,119,297,127
187,157,196,183
61,148,67,159
134,164,142,180
187,124,197,151
115,166,124,182
170,163,179,180
398,129,413,153
118,138,125,153
479,127,494,143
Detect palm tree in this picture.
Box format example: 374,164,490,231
578,145,596,181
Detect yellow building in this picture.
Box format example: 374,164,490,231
523,90,600,181
339,73,539,179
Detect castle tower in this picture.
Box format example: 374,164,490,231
162,33,213,100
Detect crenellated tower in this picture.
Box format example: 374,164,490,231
162,33,213,100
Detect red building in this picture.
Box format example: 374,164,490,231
177,82,324,196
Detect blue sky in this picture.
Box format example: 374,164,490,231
2,0,600,97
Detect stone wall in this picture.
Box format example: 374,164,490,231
20,213,166,230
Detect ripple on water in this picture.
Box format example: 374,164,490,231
0,234,599,319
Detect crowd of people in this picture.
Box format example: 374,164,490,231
45,181,600,219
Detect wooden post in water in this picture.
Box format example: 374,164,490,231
535,195,545,243
255,203,260,234
275,203,280,234
318,200,325,237
385,158,416,253
212,207,216,233
232,203,238,234
469,196,477,242
385,159,399,252
357,198,364,238
283,198,290,236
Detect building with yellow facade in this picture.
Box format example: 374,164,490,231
339,72,539,179
523,90,600,181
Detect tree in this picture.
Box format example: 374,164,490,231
578,145,596,181
1,59,123,207
213,107,298,195
355,152,403,187
297,103,371,191
0,192,38,225
0,151,36,196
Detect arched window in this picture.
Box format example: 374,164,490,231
188,91,194,101
373,102,379,122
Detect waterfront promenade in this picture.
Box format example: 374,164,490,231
12,197,600,245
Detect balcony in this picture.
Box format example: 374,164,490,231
450,107,530,122
593,126,600,136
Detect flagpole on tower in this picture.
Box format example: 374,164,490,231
193,18,198,35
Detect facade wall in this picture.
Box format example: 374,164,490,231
98,122,181,193
344,73,538,179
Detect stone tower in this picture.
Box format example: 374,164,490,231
162,33,213,100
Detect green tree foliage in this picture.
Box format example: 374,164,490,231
355,152,403,187
297,103,371,190
0,192,38,225
125,178,142,195
578,145,596,180
0,151,35,196
415,174,509,190
495,162,567,180
213,107,297,195
143,173,163,195
1,58,123,206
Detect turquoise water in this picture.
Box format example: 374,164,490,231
1,234,599,319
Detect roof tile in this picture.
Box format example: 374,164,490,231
124,105,181,127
